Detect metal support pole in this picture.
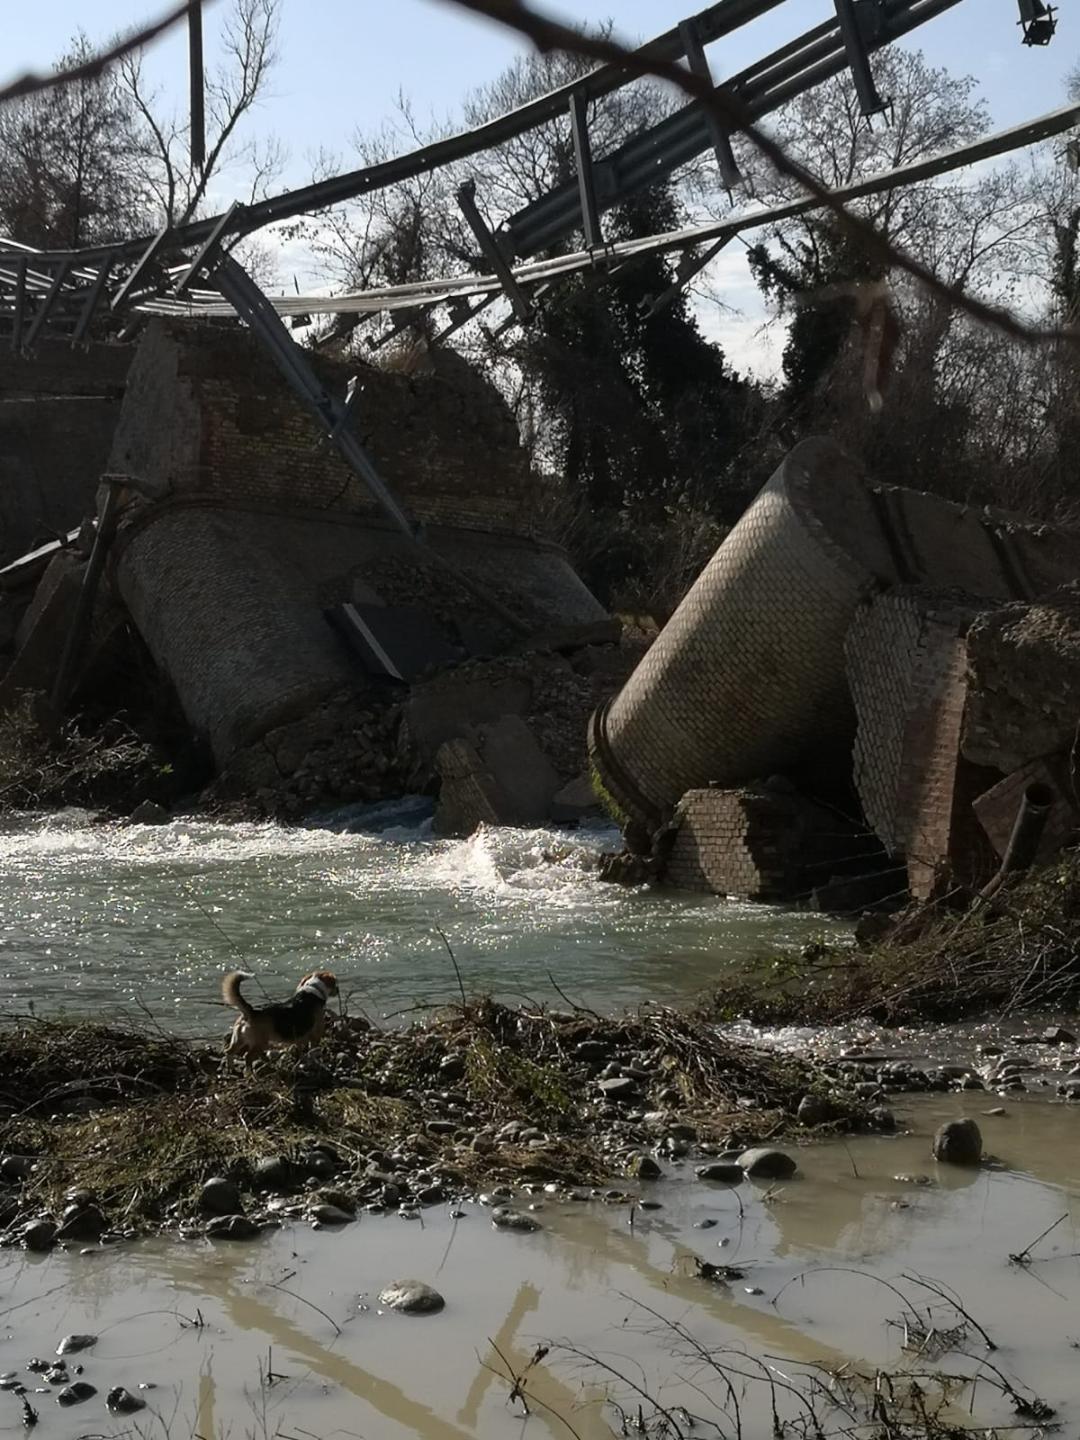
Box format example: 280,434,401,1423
833,0,889,119
50,481,122,714
188,0,206,172
455,181,532,322
10,256,26,351
214,255,422,541
24,258,72,350
71,255,116,345
111,226,171,311
569,92,603,251
678,19,742,191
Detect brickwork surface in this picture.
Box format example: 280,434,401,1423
593,437,1080,832
665,786,852,900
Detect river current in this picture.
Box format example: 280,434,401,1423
0,801,842,1032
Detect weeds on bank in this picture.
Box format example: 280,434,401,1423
700,848,1080,1027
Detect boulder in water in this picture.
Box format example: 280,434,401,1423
378,1280,445,1314
738,1148,798,1180
932,1118,982,1166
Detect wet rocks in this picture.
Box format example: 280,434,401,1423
106,1387,146,1415
20,1218,57,1252
696,1163,744,1184
56,1202,108,1243
55,1335,96,1357
311,1203,353,1226
200,1177,242,1216
205,1214,260,1240
626,1153,663,1180
491,1207,542,1232
56,1383,95,1407
0,1155,34,1184
797,1094,833,1127
253,1155,295,1192
378,1280,445,1314
737,1148,798,1180
932,1118,983,1166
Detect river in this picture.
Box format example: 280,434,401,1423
0,803,844,1032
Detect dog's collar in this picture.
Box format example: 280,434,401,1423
297,977,330,1002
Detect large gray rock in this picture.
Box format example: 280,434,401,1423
738,1148,798,1180
378,1280,445,1314
932,1118,982,1166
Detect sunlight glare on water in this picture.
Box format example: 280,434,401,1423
0,801,845,1033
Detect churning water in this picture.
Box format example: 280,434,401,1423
0,801,843,1033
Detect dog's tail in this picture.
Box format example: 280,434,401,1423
222,970,257,1018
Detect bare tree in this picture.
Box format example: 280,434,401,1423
0,33,152,248
119,0,283,230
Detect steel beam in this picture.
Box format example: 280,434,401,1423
188,0,206,172
24,258,72,350
111,226,171,311
10,256,26,351
71,255,116,345
678,19,742,191
833,0,889,118
456,181,532,321
570,92,604,251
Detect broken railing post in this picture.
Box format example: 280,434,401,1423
49,479,124,714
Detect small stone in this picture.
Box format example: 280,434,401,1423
696,1163,744,1184
205,1214,260,1240
797,1094,832,1126
694,1218,718,1229
253,1156,295,1192
574,1041,610,1061
199,1177,242,1217
21,1219,56,1253
311,1204,353,1226
491,1208,541,1232
128,800,169,825
25,1362,50,1376
983,1107,1007,1116
598,1077,638,1100
1043,1026,1077,1046
106,1388,146,1415
737,1148,798,1180
56,1204,108,1243
626,1153,663,1180
638,1200,663,1211
0,1376,21,1391
56,1383,96,1407
55,1335,96,1357
870,1106,896,1132
932,1118,982,1166
378,1280,445,1314
0,1156,33,1184
438,1055,466,1082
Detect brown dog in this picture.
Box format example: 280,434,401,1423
222,970,338,1070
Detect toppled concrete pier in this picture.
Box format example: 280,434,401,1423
591,438,1080,906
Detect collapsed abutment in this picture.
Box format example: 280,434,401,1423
591,437,1080,905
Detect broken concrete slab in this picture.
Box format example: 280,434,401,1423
406,672,532,767
433,737,509,836
550,773,601,825
482,714,561,825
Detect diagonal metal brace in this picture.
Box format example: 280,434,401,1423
456,181,531,322
569,91,603,251
214,255,421,542
678,19,742,193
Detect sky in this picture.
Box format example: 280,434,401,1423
6,1,1078,374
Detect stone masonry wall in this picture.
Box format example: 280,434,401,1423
108,321,537,532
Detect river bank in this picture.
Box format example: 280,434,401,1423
1,1093,1077,1440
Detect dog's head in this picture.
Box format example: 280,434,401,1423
300,969,338,999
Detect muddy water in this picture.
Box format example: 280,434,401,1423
0,806,845,1031
3,1095,1080,1440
